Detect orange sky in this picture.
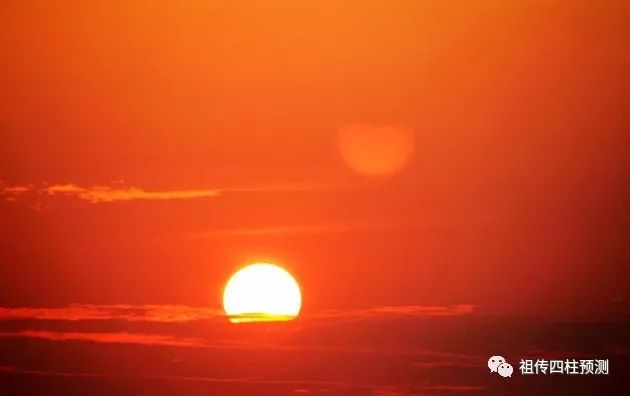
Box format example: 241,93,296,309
1,1,629,394
2,0,628,315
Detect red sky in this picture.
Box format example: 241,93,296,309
0,1,629,394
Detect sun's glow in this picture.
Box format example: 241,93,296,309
223,263,302,323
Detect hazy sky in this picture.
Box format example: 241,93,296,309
1,2,630,395
1,0,629,315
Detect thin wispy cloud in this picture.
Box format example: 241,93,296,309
312,304,475,319
0,303,478,367
0,303,474,324
0,303,479,364
43,184,219,203
1,185,32,194
412,360,480,369
0,183,219,203
0,328,481,364
0,330,206,348
0,304,223,323
190,223,400,238
223,181,356,193
0,365,486,394
0,183,33,201
0,181,358,204
372,384,485,395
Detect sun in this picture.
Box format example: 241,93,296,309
223,263,302,323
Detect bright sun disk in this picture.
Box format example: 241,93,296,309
223,263,302,323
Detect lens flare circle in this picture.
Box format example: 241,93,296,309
336,124,415,176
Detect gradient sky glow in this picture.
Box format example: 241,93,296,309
1,1,629,395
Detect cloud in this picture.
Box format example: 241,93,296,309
0,183,33,201
191,223,399,238
1,185,32,194
412,360,480,369
0,328,480,365
0,330,206,348
0,365,485,394
0,304,223,323
312,305,475,320
223,181,355,193
1,181,357,204
0,183,219,203
42,184,219,203
0,303,477,362
0,303,478,366
0,303,474,324
371,385,485,395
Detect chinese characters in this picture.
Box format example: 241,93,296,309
519,359,609,375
